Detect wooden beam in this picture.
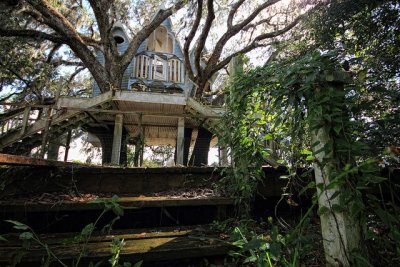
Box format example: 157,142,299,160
112,91,186,105
57,107,222,119
0,153,79,167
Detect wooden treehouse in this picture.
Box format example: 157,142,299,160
0,16,225,166
0,11,242,266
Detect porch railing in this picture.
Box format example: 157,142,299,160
133,54,184,83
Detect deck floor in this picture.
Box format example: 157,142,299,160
0,225,232,265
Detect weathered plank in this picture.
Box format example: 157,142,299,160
0,225,231,264
2,225,197,246
0,153,80,167
0,196,234,213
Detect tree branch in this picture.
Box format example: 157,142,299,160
0,28,65,43
194,0,215,78
184,0,203,82
227,0,245,28
24,0,108,91
204,0,281,79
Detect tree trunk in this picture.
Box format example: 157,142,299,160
189,127,212,166
183,128,193,166
87,127,127,165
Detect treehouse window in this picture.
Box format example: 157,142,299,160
147,26,173,53
114,35,125,44
153,56,166,80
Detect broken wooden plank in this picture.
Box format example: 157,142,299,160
1,225,201,246
0,225,232,264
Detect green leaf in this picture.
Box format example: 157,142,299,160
300,149,313,155
112,205,124,216
364,175,387,184
329,191,340,201
19,232,33,240
269,242,281,259
0,235,8,242
306,155,314,161
318,206,330,215
243,255,258,263
242,238,268,251
264,133,273,140
5,220,29,230
333,125,342,135
331,204,345,213
81,223,95,237
132,260,143,267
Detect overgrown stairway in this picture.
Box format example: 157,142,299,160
0,157,235,266
0,91,114,155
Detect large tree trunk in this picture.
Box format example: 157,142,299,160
189,127,212,166
87,127,127,165
183,128,193,166
175,127,193,165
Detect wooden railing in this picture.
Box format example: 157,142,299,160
0,105,39,136
134,54,184,83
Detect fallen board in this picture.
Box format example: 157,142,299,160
0,225,232,265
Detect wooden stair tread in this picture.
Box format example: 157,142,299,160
0,225,231,263
0,196,234,212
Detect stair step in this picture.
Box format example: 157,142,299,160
0,225,232,265
0,196,234,213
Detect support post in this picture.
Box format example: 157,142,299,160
40,79,63,159
20,106,31,135
64,129,72,162
219,146,228,166
40,107,51,159
111,114,123,165
176,117,185,165
140,126,145,166
310,72,366,266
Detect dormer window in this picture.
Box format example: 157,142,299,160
147,26,174,53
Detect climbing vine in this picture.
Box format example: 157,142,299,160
220,50,400,266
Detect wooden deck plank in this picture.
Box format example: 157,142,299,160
0,153,81,167
0,226,231,263
0,196,234,212
2,225,199,246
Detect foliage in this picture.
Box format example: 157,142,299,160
220,46,400,265
307,0,400,159
5,195,142,267
213,215,326,267
218,62,267,216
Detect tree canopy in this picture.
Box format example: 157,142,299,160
0,0,321,100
